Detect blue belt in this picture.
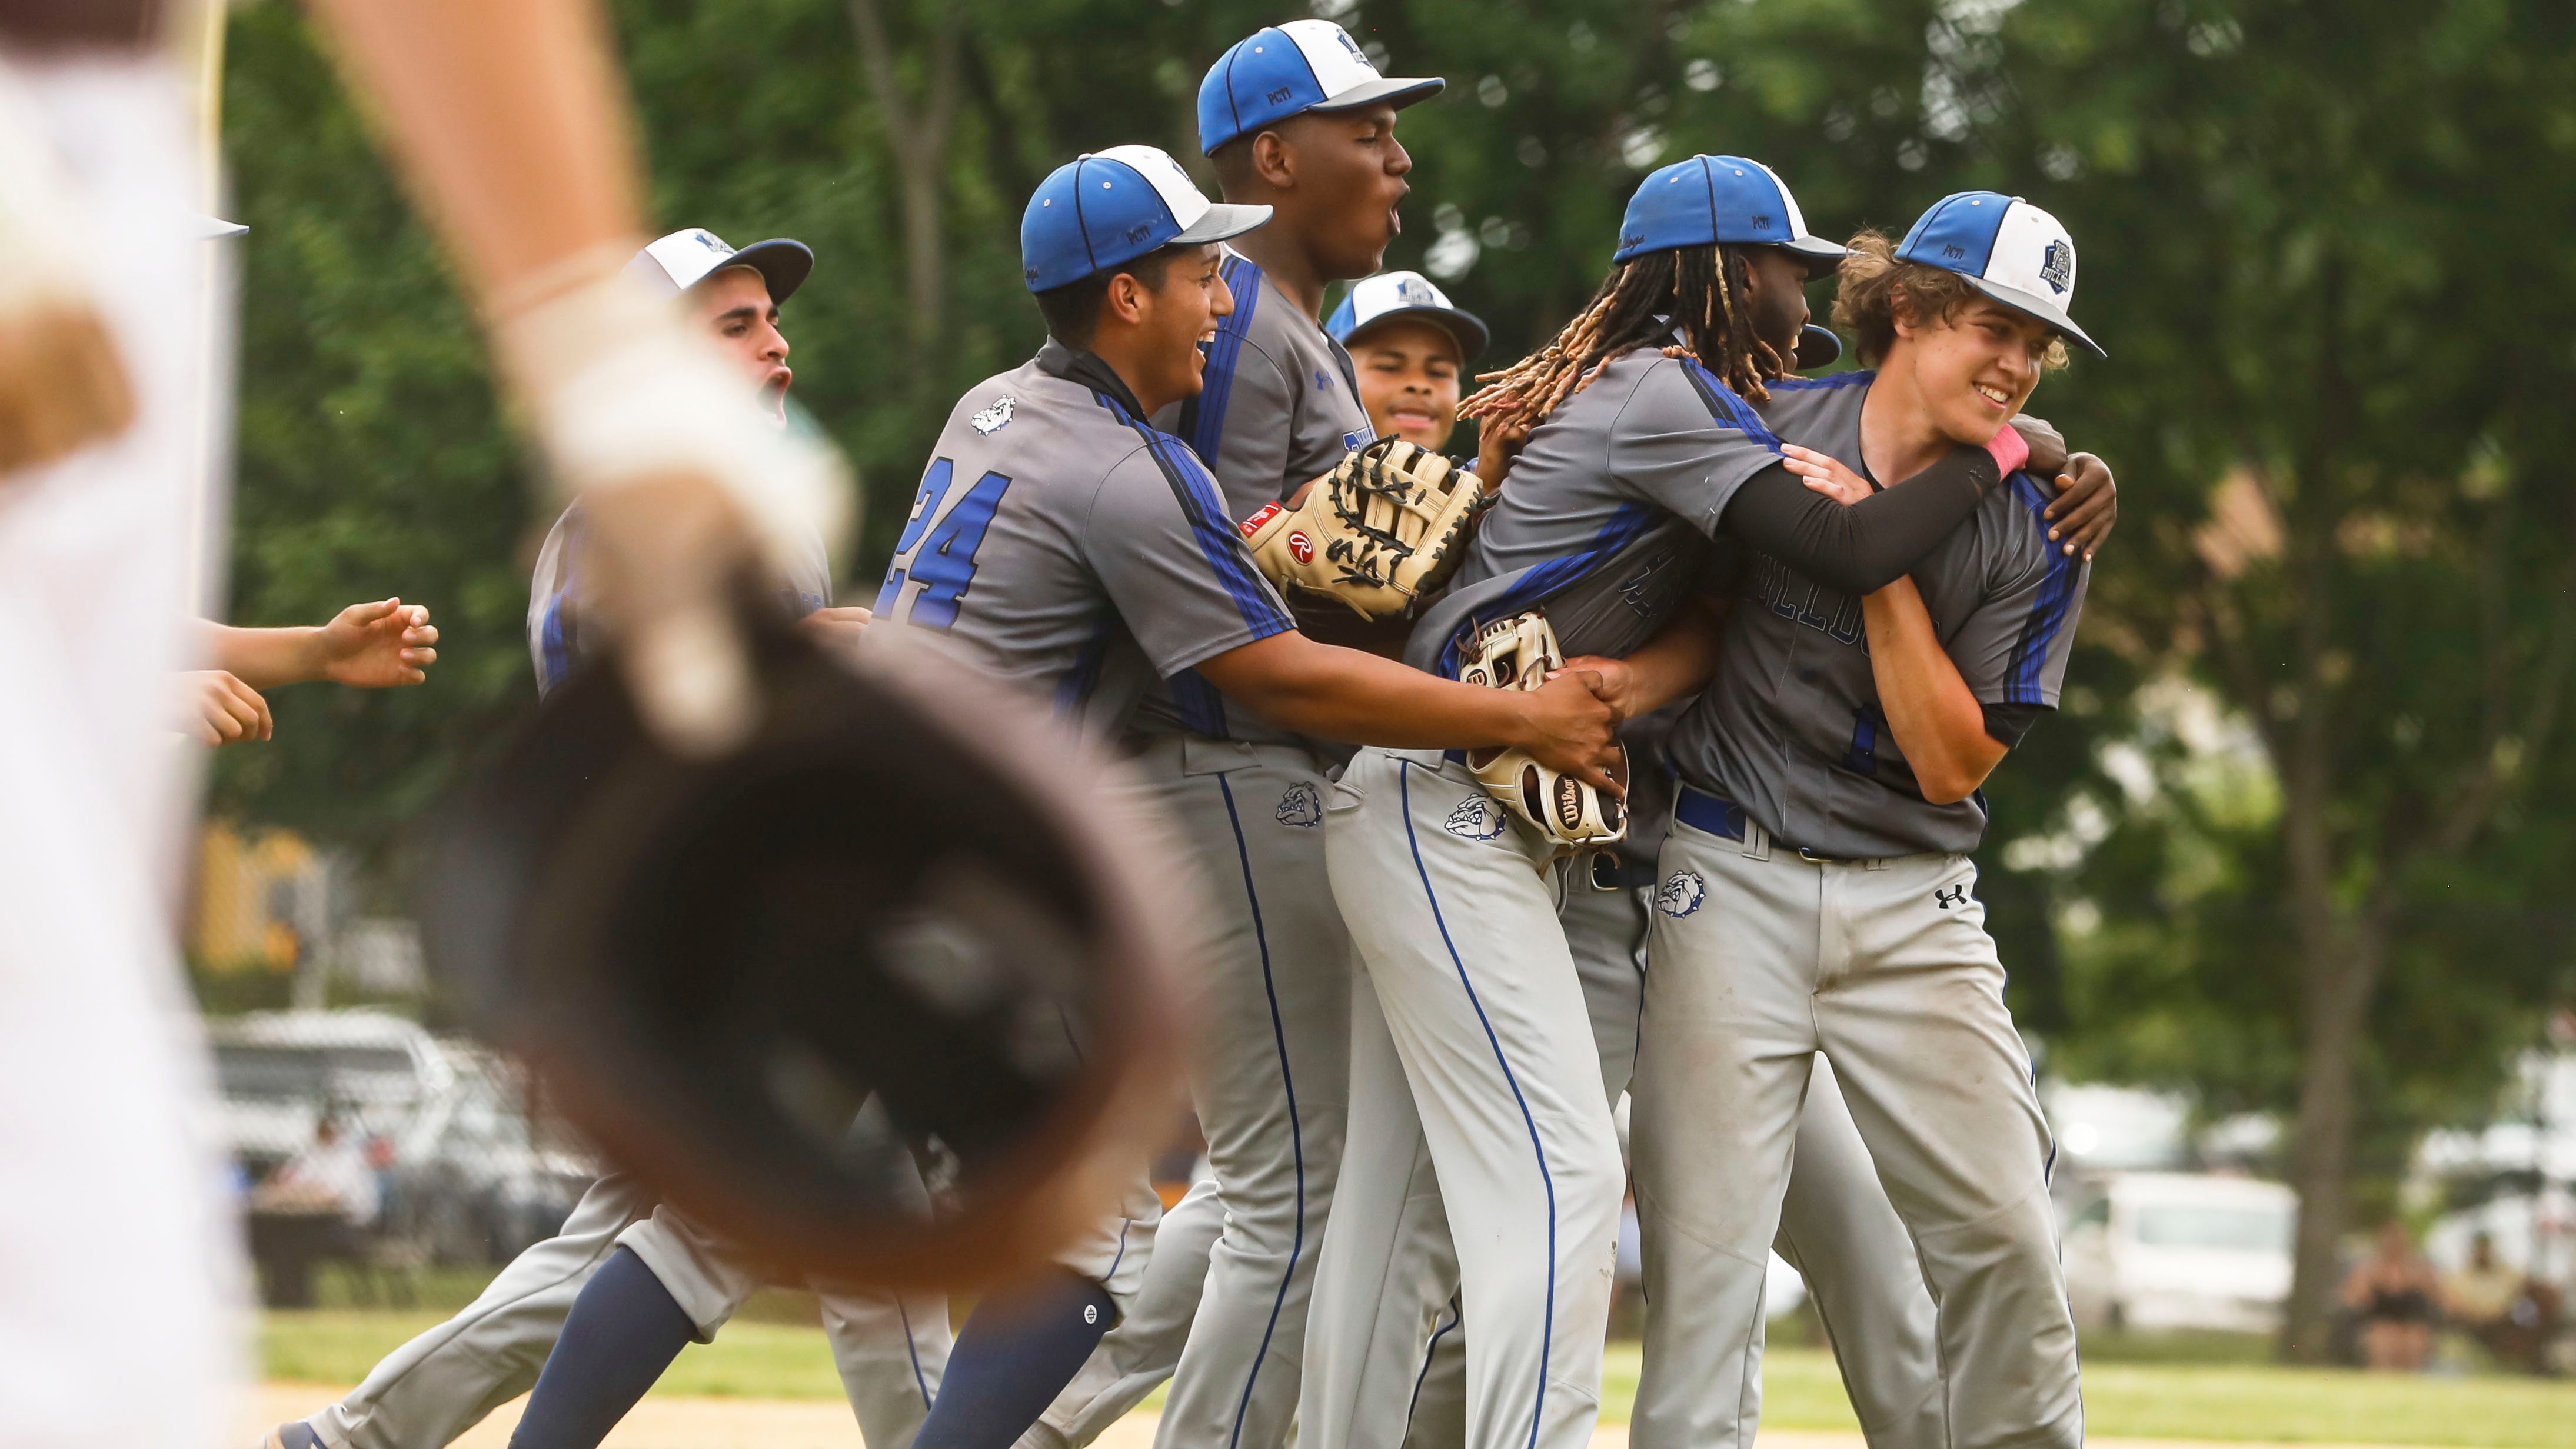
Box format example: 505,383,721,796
1675,784,1866,863
1672,784,1750,842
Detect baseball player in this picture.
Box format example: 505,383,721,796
1629,191,2107,1449
179,600,440,745
1324,270,1487,455
1306,156,2119,1449
864,141,1616,1449
1013,30,1460,1449
1302,257,2107,1449
264,229,947,1449
0,10,249,1447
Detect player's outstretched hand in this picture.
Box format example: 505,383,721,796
2044,454,2118,560
1516,668,1625,796
316,598,439,687
1780,442,1872,505
176,669,273,745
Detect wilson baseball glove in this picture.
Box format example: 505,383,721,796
1455,611,1628,850
1240,437,1489,621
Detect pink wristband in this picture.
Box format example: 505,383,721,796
1984,424,2030,477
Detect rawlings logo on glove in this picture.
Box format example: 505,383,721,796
1239,437,1491,621
1455,611,1628,851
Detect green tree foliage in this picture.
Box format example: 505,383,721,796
217,0,2576,1360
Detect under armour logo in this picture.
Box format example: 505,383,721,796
1934,884,1970,910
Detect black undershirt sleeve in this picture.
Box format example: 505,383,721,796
1981,700,2047,747
1717,445,1999,596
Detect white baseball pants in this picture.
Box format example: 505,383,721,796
1305,871,1949,1449
0,54,244,1449
1631,812,2081,1449
1319,749,1623,1449
1106,735,1353,1449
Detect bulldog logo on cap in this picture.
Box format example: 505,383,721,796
2039,239,2074,296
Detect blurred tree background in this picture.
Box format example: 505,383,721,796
215,0,2576,1357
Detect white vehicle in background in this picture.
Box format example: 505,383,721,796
2062,1171,2297,1333
208,1010,590,1264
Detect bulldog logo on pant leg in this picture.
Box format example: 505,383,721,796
1443,797,1507,841
1656,871,1706,918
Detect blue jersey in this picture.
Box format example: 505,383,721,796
526,501,833,696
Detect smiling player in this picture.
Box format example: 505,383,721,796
1630,193,2107,1449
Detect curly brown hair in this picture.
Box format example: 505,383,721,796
1832,230,2070,372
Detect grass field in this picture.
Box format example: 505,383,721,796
264,1311,2576,1448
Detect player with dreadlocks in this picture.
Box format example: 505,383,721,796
1466,240,1790,429
1296,155,2119,1449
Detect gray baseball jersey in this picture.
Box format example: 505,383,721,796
1127,251,1373,742
528,499,833,696
868,339,1294,736
1405,348,1770,680
1403,347,1769,870
1663,372,2088,860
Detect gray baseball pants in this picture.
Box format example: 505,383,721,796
301,1169,953,1449
1099,734,1352,1449
1016,1173,1226,1449
1318,748,1625,1449
1304,868,1946,1449
1631,813,2081,1449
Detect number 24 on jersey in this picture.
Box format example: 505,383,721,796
874,458,1012,629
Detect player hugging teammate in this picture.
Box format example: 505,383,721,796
261,19,2123,1449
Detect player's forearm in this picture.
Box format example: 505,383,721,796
1212,636,1546,749
1723,449,1995,597
1859,580,2006,805
204,622,328,689
1605,597,1728,717
305,0,642,302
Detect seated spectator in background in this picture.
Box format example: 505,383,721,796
2446,1232,2521,1334
2447,1231,2563,1374
259,1116,382,1236
2344,1220,2441,1371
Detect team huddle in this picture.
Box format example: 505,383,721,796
272,18,2121,1449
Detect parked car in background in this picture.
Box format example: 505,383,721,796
209,1010,590,1267
2063,1171,2297,1333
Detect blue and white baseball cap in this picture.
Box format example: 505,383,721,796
1326,271,1490,360
625,228,814,304
1198,21,1444,156
1614,155,1847,268
1021,145,1273,293
1896,192,2104,357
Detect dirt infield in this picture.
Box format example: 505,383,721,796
239,1387,2449,1449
